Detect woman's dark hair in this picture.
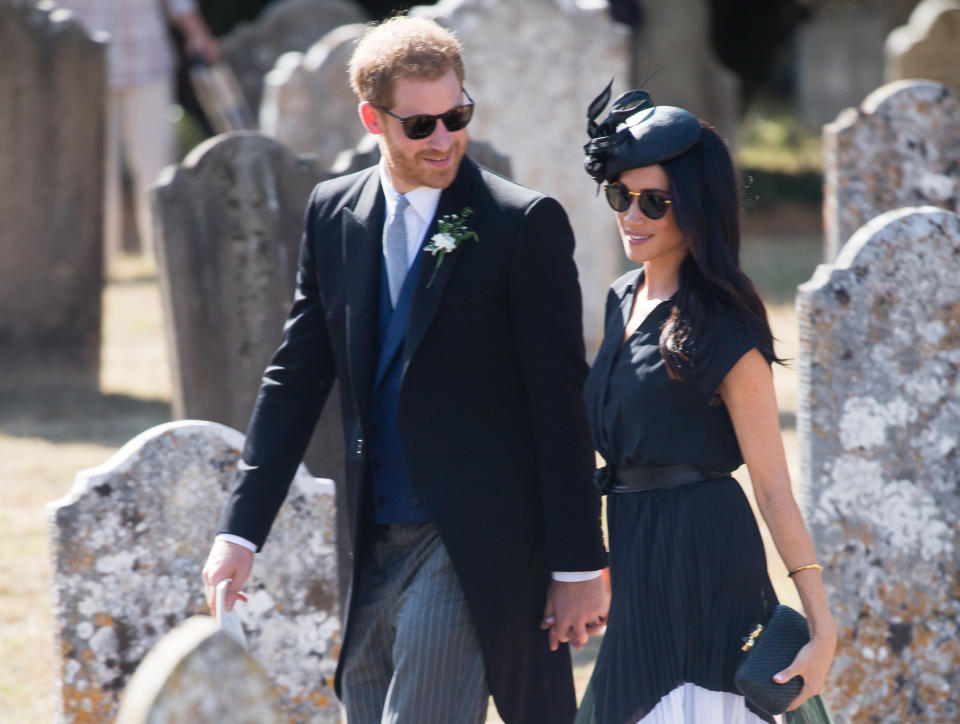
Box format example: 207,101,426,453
653,120,784,384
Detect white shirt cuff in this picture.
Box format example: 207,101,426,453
215,533,258,553
551,570,603,582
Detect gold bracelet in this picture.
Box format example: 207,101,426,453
788,563,823,577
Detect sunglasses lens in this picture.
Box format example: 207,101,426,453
402,116,437,140
604,184,631,212
442,104,474,132
639,193,669,219
399,104,474,139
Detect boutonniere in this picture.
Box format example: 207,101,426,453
424,207,479,287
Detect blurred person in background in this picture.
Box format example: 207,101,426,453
56,0,219,256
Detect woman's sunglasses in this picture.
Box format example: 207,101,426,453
603,182,672,219
374,88,475,140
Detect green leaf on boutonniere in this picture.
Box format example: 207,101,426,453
423,207,479,288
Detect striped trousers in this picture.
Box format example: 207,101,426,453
341,522,490,723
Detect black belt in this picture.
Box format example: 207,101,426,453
594,464,729,494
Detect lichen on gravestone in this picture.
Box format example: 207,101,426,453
822,80,960,260
48,421,340,723
797,207,960,722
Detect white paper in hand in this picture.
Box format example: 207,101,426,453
216,578,248,650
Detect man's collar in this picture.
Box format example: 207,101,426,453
378,159,442,225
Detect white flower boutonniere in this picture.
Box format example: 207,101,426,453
424,207,479,287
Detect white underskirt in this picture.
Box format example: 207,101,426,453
636,683,784,724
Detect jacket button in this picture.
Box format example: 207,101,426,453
410,497,419,506
376,495,386,505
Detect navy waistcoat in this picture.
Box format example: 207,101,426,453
369,249,430,524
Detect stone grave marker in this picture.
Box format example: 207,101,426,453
886,0,960,97
797,207,960,722
115,616,283,724
221,0,367,116
0,0,106,388
48,420,340,723
151,131,344,487
409,0,630,352
629,0,740,145
822,79,960,261
795,0,918,125
261,23,368,173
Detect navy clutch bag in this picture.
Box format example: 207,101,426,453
735,604,810,715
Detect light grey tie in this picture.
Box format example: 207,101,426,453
384,194,410,306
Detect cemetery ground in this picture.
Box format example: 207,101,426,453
0,205,821,724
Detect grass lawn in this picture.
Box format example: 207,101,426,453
0,212,822,723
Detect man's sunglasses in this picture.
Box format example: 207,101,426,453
603,182,672,219
374,88,475,140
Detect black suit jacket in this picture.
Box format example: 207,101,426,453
220,157,607,723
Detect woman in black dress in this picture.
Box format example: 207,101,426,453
574,85,836,723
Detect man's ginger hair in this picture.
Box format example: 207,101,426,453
348,16,465,109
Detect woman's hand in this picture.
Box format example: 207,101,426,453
776,625,837,711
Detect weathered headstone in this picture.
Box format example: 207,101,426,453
0,0,106,388
221,0,367,116
331,132,513,181
886,0,960,97
261,23,368,172
630,0,740,144
48,421,340,723
151,131,344,487
795,0,918,125
797,207,960,723
409,0,630,351
115,616,283,724
822,80,960,261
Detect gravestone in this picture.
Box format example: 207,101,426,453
115,617,283,724
886,0,960,97
151,131,344,487
411,0,630,352
332,132,513,181
630,0,740,144
221,0,367,117
0,0,106,388
260,23,368,173
822,80,960,260
797,207,960,723
47,421,340,724
795,0,918,125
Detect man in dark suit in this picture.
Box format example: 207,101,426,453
202,16,607,723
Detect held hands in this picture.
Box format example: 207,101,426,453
776,626,837,711
201,540,253,615
540,576,610,652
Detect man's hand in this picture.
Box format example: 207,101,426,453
201,540,253,615
540,576,610,651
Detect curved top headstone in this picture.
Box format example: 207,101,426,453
115,616,282,724
47,420,340,723
796,207,960,721
152,132,324,430
822,80,960,260
220,0,367,114
260,23,368,172
886,0,960,97
0,0,108,388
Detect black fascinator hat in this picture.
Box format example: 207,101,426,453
583,79,701,184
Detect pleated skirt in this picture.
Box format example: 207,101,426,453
577,476,779,724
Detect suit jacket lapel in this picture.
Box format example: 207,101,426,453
403,158,480,372
343,170,385,426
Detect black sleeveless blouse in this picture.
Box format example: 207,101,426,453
584,269,765,473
